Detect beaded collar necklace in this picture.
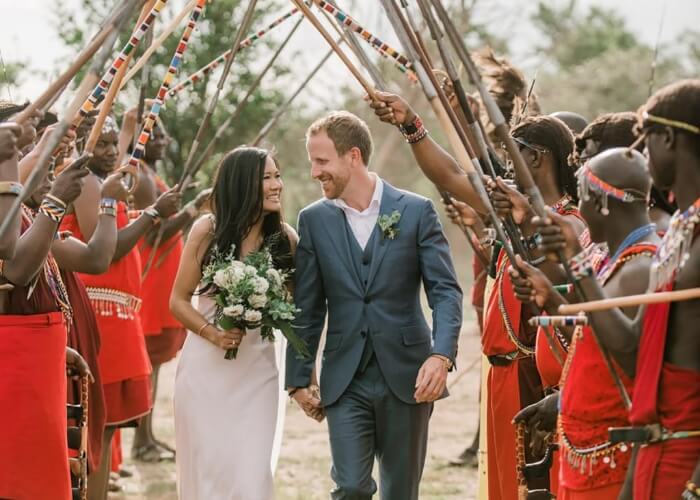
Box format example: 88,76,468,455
549,194,574,215
652,197,700,289
596,223,657,284
577,165,648,215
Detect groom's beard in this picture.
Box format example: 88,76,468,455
319,174,349,200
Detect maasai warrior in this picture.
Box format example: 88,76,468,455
0,125,91,500
368,88,585,497
18,123,131,473
513,148,660,499
128,121,209,462
0,119,22,258
530,80,700,499
60,116,181,500
576,111,677,234
550,112,589,135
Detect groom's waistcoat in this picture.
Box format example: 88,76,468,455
287,182,463,406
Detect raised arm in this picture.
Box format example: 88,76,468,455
0,123,22,258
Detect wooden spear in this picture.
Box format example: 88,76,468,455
142,0,260,279
559,288,700,315
430,0,630,407
0,0,138,240
13,1,137,124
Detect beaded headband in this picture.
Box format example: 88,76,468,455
513,136,548,154
577,164,647,215
642,111,700,135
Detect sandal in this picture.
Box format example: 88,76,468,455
131,443,175,463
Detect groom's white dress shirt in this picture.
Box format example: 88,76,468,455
331,174,383,251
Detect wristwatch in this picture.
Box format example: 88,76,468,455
432,354,454,371
399,115,421,135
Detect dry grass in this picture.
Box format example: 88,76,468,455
112,323,481,499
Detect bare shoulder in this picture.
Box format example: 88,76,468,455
617,254,654,295
187,215,214,247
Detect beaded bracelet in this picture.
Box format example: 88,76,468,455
38,196,67,223
0,181,22,197
569,249,594,281
99,198,118,217
399,116,429,144
144,206,161,222
44,193,67,209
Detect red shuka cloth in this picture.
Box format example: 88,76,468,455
0,313,71,500
61,202,152,424
535,326,566,390
62,269,107,472
629,286,700,499
483,250,544,499
559,326,634,492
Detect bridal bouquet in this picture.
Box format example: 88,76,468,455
201,246,310,360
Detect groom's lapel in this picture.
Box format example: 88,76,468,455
366,182,407,289
319,200,363,291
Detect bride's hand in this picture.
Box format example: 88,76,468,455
202,325,245,351
292,387,324,422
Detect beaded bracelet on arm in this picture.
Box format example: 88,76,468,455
144,206,161,223
568,249,594,281
99,198,118,217
399,115,428,144
38,196,67,223
0,181,23,197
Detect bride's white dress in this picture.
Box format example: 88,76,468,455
174,293,287,500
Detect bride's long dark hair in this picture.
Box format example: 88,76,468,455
200,147,292,283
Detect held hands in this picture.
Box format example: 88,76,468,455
291,387,325,422
513,392,559,457
100,171,130,201
414,355,449,403
442,196,480,228
508,255,555,308
0,122,22,162
153,185,182,218
50,154,91,205
365,91,416,127
484,175,531,224
66,346,94,382
532,211,582,261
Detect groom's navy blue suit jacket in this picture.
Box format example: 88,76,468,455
286,181,463,406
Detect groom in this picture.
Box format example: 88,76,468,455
287,111,463,499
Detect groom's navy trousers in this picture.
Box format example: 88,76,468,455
287,182,462,500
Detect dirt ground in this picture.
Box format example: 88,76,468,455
112,321,482,499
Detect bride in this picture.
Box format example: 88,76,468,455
170,147,301,499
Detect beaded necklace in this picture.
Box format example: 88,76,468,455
652,197,700,290
549,194,575,216
596,223,656,283
21,206,73,330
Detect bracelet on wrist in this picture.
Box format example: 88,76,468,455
144,206,161,221
399,115,429,144
568,249,594,281
38,196,67,223
0,181,22,197
431,354,453,371
44,193,67,209
99,198,118,217
196,322,210,337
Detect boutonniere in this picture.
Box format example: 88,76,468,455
377,210,401,240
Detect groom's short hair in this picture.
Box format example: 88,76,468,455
306,111,373,165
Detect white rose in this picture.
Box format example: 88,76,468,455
253,277,269,294
244,265,257,276
266,268,282,287
213,269,229,288
223,304,244,318
248,293,268,309
229,266,245,285
243,309,262,323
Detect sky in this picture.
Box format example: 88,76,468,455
1,0,698,105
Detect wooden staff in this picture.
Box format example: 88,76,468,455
252,46,335,147
85,0,157,154
430,0,630,407
119,0,198,91
189,15,304,177
13,1,134,124
143,0,260,279
558,288,700,315
291,0,377,102
0,2,137,241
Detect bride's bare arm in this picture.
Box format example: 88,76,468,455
169,215,242,350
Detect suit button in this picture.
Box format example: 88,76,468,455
364,296,371,304
360,331,367,338
362,258,370,265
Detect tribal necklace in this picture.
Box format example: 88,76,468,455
596,223,657,284
652,197,700,290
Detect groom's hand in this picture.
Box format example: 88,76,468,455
414,355,449,403
290,387,325,422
